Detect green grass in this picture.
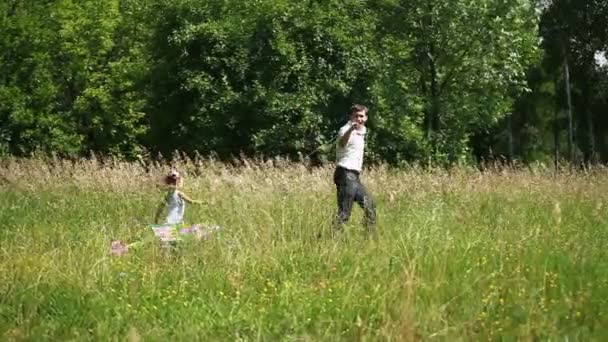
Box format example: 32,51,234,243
1,159,608,341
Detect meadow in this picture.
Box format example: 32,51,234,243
1,157,607,341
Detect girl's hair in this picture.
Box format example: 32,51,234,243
164,170,181,185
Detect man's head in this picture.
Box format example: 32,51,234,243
350,104,368,126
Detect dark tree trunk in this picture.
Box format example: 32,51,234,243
553,77,560,169
563,49,574,164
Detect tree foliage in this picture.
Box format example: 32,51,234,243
0,0,149,157
6,0,604,166
477,0,608,164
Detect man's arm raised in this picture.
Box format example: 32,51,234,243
338,122,359,147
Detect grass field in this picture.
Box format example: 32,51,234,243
1,158,607,341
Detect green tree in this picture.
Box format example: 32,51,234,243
50,0,151,158
491,0,608,165
372,0,540,165
145,0,379,159
0,0,548,165
0,1,82,155
0,0,150,158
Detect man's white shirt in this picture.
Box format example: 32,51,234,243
336,122,366,172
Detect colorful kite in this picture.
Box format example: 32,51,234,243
111,223,222,256
150,223,222,241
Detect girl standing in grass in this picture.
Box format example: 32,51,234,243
111,170,206,255
154,169,203,225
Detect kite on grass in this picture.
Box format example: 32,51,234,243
111,223,222,256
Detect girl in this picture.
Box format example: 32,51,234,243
154,169,203,225
111,170,214,256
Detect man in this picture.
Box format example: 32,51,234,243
333,104,376,236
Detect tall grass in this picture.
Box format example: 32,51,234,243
1,157,607,340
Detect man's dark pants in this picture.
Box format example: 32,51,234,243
333,166,377,234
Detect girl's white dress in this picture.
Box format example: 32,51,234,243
165,190,185,224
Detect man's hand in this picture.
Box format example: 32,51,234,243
339,122,360,147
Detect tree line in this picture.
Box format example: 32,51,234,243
1,0,606,166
